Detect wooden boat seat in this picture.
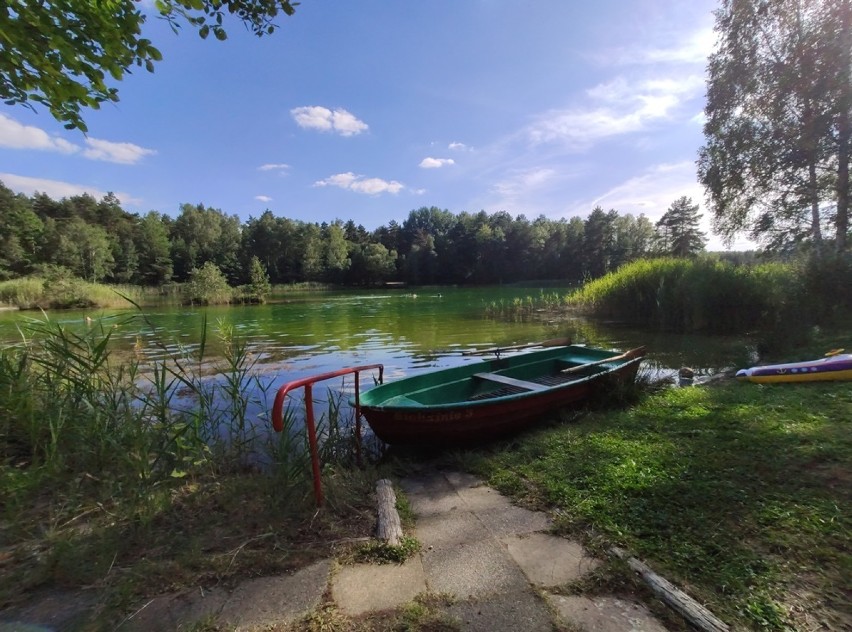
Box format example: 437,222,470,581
473,372,550,392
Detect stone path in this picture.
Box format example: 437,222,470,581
0,470,671,631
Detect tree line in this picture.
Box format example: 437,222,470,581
0,183,708,288
2,1,849,264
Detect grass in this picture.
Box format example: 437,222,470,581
0,276,337,311
0,275,161,309
459,345,851,630
291,593,459,632
483,291,567,322
0,312,385,629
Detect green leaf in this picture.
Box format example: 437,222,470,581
213,26,227,41
199,24,210,39
170,469,187,478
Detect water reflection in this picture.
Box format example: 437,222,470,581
0,288,755,438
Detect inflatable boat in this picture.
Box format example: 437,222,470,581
736,350,852,383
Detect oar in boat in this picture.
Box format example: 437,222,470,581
462,337,572,356
560,346,647,374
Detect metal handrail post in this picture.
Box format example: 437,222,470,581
270,364,384,506
303,383,323,506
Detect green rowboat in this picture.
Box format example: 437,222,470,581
355,343,645,445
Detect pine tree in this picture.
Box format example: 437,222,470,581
655,197,706,257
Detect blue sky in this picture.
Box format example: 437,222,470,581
1,0,745,248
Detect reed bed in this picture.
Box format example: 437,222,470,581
0,313,377,621
483,291,567,321
0,277,160,309
567,257,799,334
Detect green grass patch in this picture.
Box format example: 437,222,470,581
352,536,421,565
466,379,851,630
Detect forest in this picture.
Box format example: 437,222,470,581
0,181,710,289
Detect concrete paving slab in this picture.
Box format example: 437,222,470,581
218,559,330,630
453,484,516,512
503,532,600,587
546,593,669,632
421,539,529,600
443,589,554,632
0,589,96,632
399,472,456,496
415,508,491,550
400,475,463,517
443,471,483,490
332,557,427,616
119,587,229,631
475,504,551,537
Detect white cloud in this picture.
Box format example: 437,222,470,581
597,26,716,67
258,163,290,173
0,173,141,206
82,137,156,164
351,177,404,195
290,106,368,136
448,142,469,151
584,161,701,221
255,195,273,202
0,114,155,164
569,161,752,250
634,27,716,65
493,167,558,199
314,171,404,195
0,114,79,154
526,74,705,149
419,157,455,169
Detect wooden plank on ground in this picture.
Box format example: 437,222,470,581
611,547,730,632
376,479,403,546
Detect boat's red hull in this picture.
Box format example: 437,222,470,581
361,358,642,445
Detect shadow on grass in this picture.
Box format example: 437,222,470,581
0,468,380,630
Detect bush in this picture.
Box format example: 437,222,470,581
185,262,233,305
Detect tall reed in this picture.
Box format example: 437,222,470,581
0,311,365,538
568,257,799,334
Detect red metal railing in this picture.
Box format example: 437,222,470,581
271,364,384,506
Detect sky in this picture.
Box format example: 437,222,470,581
0,0,750,250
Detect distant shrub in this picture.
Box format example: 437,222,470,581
185,262,233,305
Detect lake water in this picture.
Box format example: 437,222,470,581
0,287,754,431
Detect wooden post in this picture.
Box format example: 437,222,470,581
375,479,403,546
611,547,730,632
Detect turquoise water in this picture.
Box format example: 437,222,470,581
0,286,751,401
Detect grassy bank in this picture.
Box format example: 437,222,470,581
460,340,851,630
0,276,336,311
0,276,158,310
0,315,381,628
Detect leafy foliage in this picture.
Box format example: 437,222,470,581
246,255,271,302
698,0,851,252
186,261,232,304
0,1,298,131
0,183,686,289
